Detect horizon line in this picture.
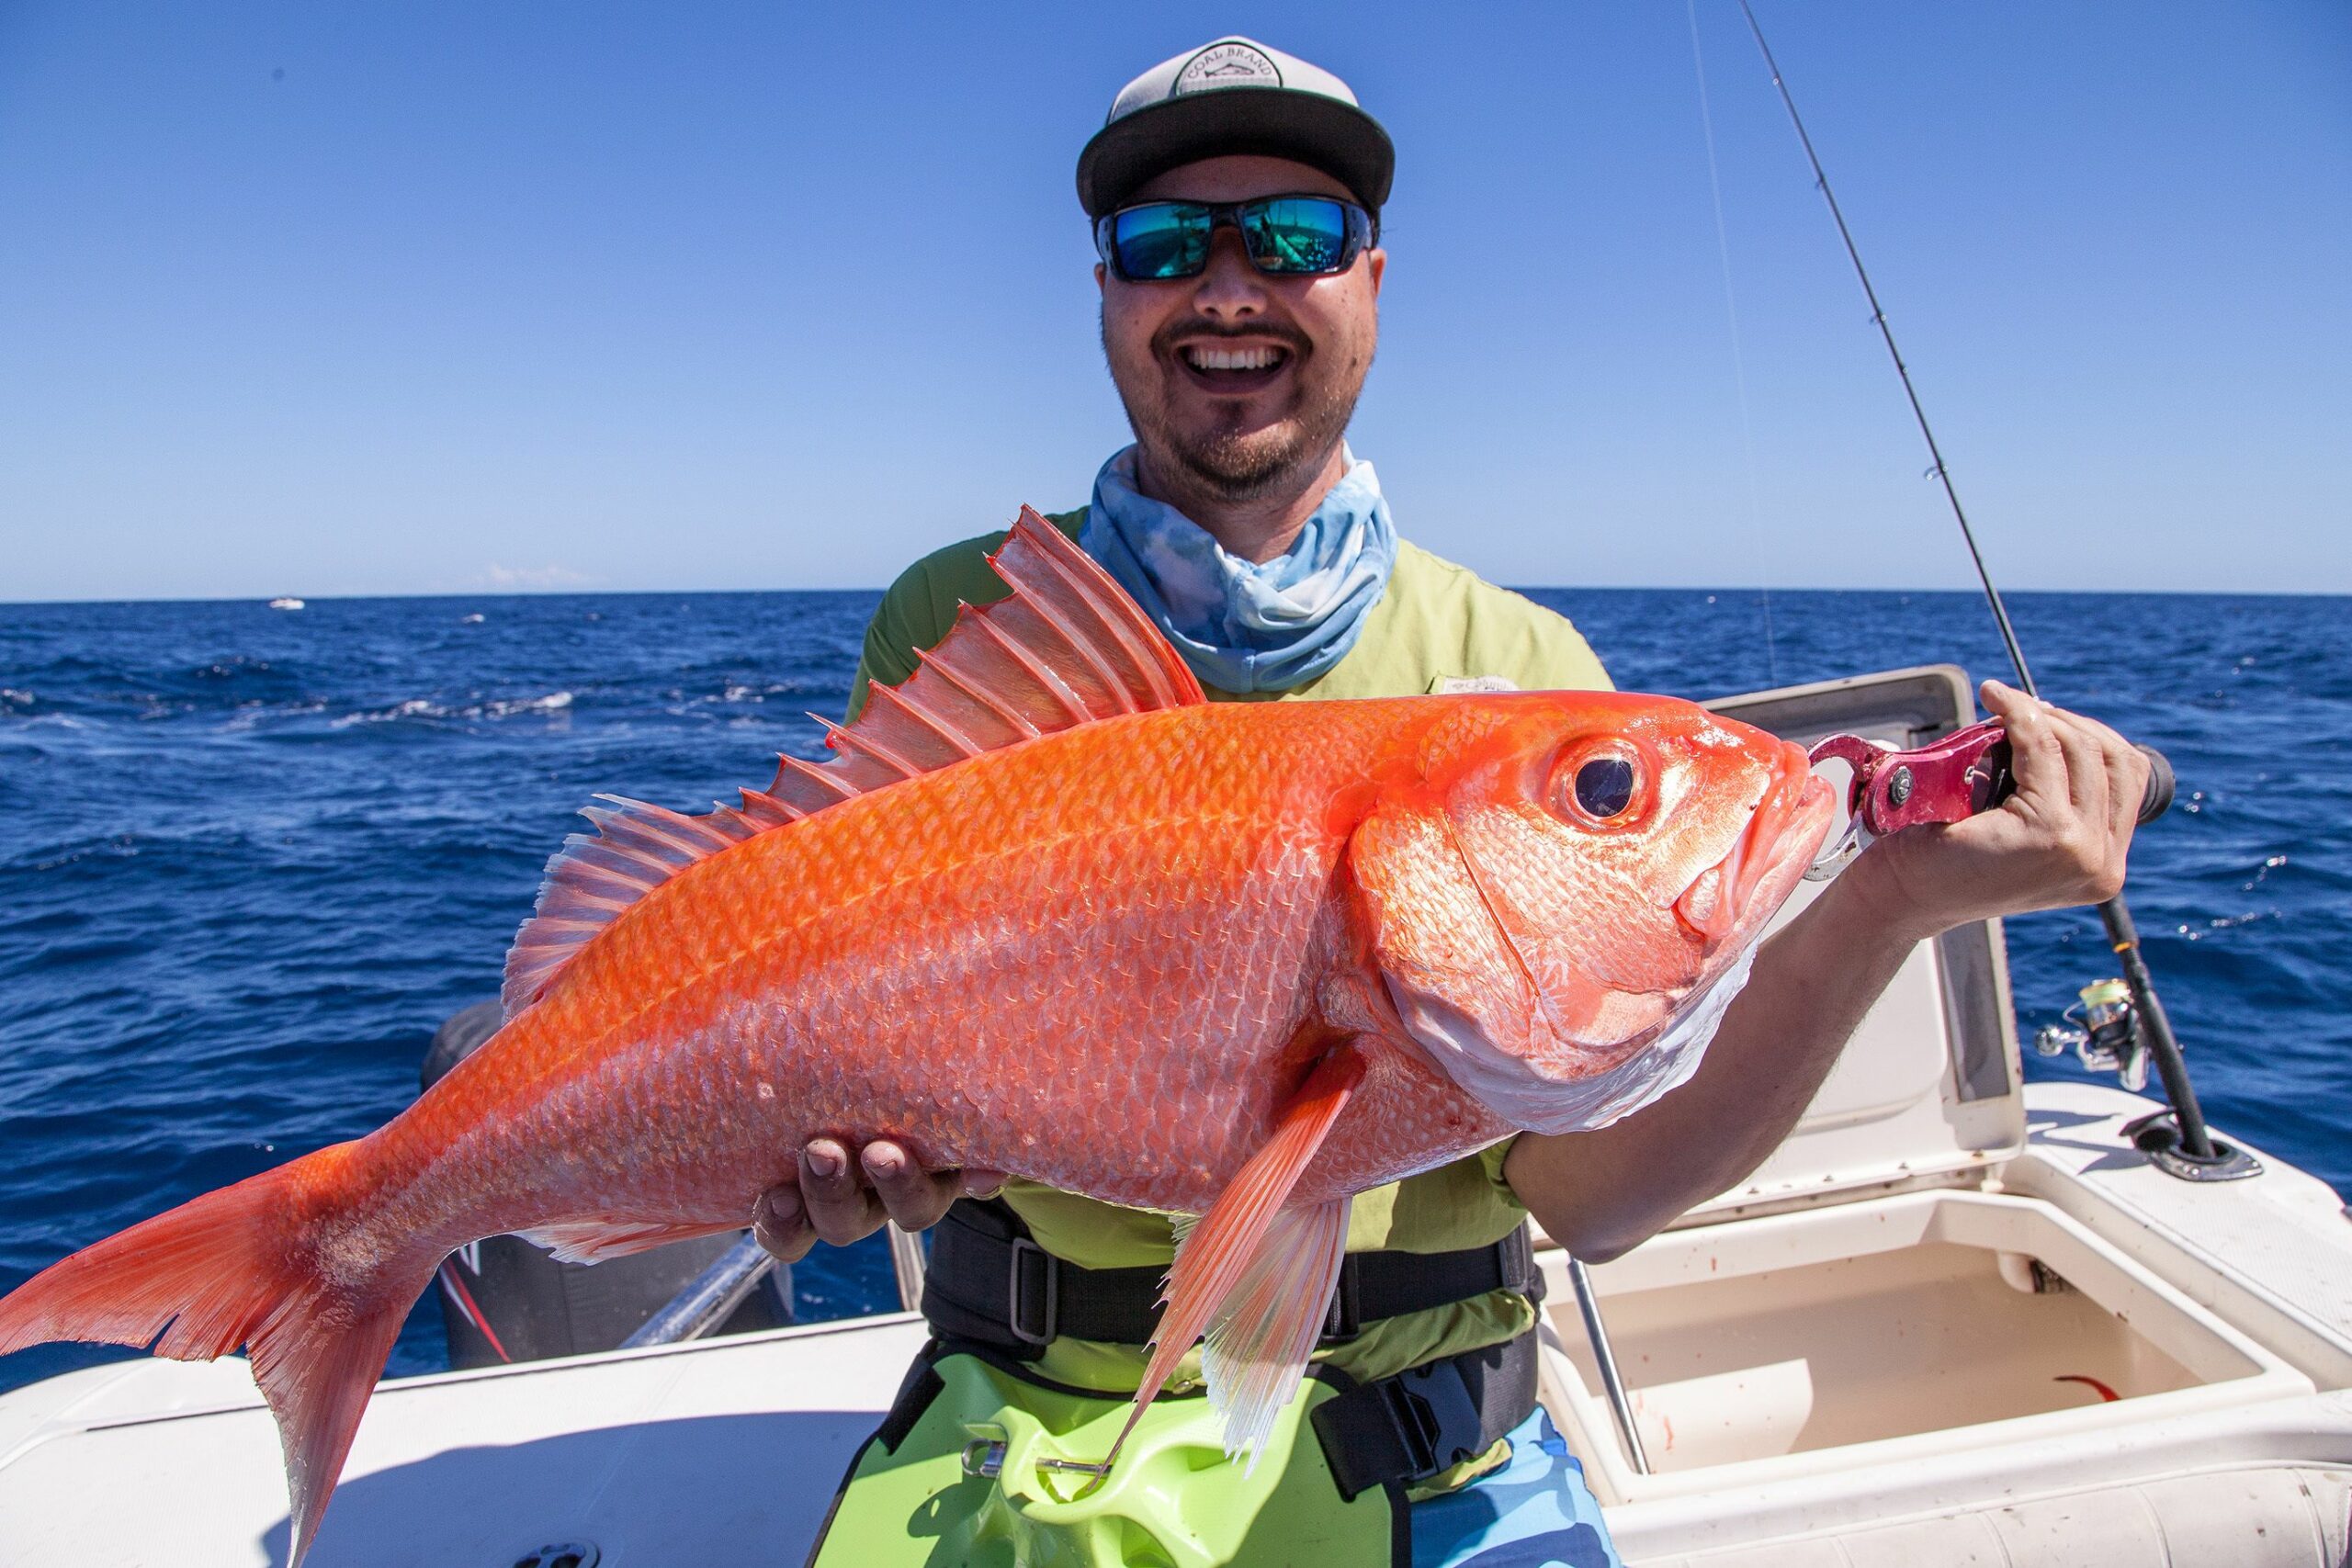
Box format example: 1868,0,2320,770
6,582,2348,610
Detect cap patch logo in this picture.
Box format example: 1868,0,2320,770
1176,42,1281,95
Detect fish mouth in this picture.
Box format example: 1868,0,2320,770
1671,740,1837,947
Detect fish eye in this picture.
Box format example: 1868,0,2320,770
1573,757,1638,818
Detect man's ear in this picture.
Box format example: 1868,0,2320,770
1094,261,1107,295
1366,248,1385,300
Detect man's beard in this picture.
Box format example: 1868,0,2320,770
1109,321,1368,505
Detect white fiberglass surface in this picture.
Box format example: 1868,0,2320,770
1546,1192,2278,1475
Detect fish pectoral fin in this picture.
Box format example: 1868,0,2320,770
516,1217,743,1265
1116,1044,1366,1469
1198,1195,1351,1467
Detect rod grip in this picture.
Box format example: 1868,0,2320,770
2134,745,2174,825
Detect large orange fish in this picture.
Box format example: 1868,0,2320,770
0,511,1834,1560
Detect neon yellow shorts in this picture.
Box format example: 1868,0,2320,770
807,1343,1402,1568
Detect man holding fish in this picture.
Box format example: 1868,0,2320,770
752,34,2154,1568
0,34,2153,1568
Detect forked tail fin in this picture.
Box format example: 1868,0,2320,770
0,1143,426,1564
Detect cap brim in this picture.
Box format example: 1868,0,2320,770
1077,89,1395,217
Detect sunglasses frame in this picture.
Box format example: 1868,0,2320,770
1093,194,1380,284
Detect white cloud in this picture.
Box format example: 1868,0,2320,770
463,562,593,592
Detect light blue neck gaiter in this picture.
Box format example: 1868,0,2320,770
1080,445,1397,694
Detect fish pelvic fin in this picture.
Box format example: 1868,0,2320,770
502,507,1205,1021
0,1143,427,1566
1115,1044,1364,1471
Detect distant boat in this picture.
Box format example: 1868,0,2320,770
266,597,305,611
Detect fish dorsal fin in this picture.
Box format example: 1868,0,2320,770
501,506,1204,1019
797,504,1205,806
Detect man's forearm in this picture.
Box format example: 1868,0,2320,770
1503,855,1932,1262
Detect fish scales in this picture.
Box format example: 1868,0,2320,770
344,700,1486,1270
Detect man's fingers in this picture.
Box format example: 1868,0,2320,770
1981,682,2063,816
2046,706,2112,830
1982,681,2139,905
2103,731,2153,835
800,1138,885,1246
862,1142,963,1232
782,1140,1004,1247
752,1185,816,1264
2069,710,2146,895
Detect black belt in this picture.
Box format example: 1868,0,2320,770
921,1197,1544,1355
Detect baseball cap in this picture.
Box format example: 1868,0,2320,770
1076,37,1395,219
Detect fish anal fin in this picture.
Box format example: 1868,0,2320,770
503,508,1202,1022
1118,1044,1366,1466
516,1217,742,1265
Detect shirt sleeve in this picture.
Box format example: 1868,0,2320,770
846,573,933,720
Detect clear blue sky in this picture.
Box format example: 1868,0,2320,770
2,2,2346,601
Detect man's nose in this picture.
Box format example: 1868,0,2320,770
1187,226,1267,320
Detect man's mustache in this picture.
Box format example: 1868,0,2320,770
1150,320,1313,358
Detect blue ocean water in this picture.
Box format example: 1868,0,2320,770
2,585,2344,1396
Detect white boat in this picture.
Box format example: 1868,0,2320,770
266,597,305,612
2,663,2345,1566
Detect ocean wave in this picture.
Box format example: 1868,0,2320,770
327,691,575,728
482,691,573,719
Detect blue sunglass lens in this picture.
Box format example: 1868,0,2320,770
1111,206,1212,281
1239,198,1353,274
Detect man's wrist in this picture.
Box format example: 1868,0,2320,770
1818,846,1949,953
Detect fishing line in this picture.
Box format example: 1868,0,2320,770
1685,0,1781,689
1733,0,2229,1166
1731,0,2036,695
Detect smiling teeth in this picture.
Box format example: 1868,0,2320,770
1186,344,1283,371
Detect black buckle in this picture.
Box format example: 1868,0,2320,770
1319,1258,1363,1345
1374,1355,1487,1483
1498,1224,1539,1302
1006,1236,1057,1347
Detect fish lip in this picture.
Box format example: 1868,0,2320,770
1673,741,1836,946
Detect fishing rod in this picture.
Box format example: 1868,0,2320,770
1734,0,2245,1176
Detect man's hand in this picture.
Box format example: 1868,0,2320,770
1855,680,2149,945
751,1139,1004,1264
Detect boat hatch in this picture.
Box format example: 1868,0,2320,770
1542,1189,2304,1494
